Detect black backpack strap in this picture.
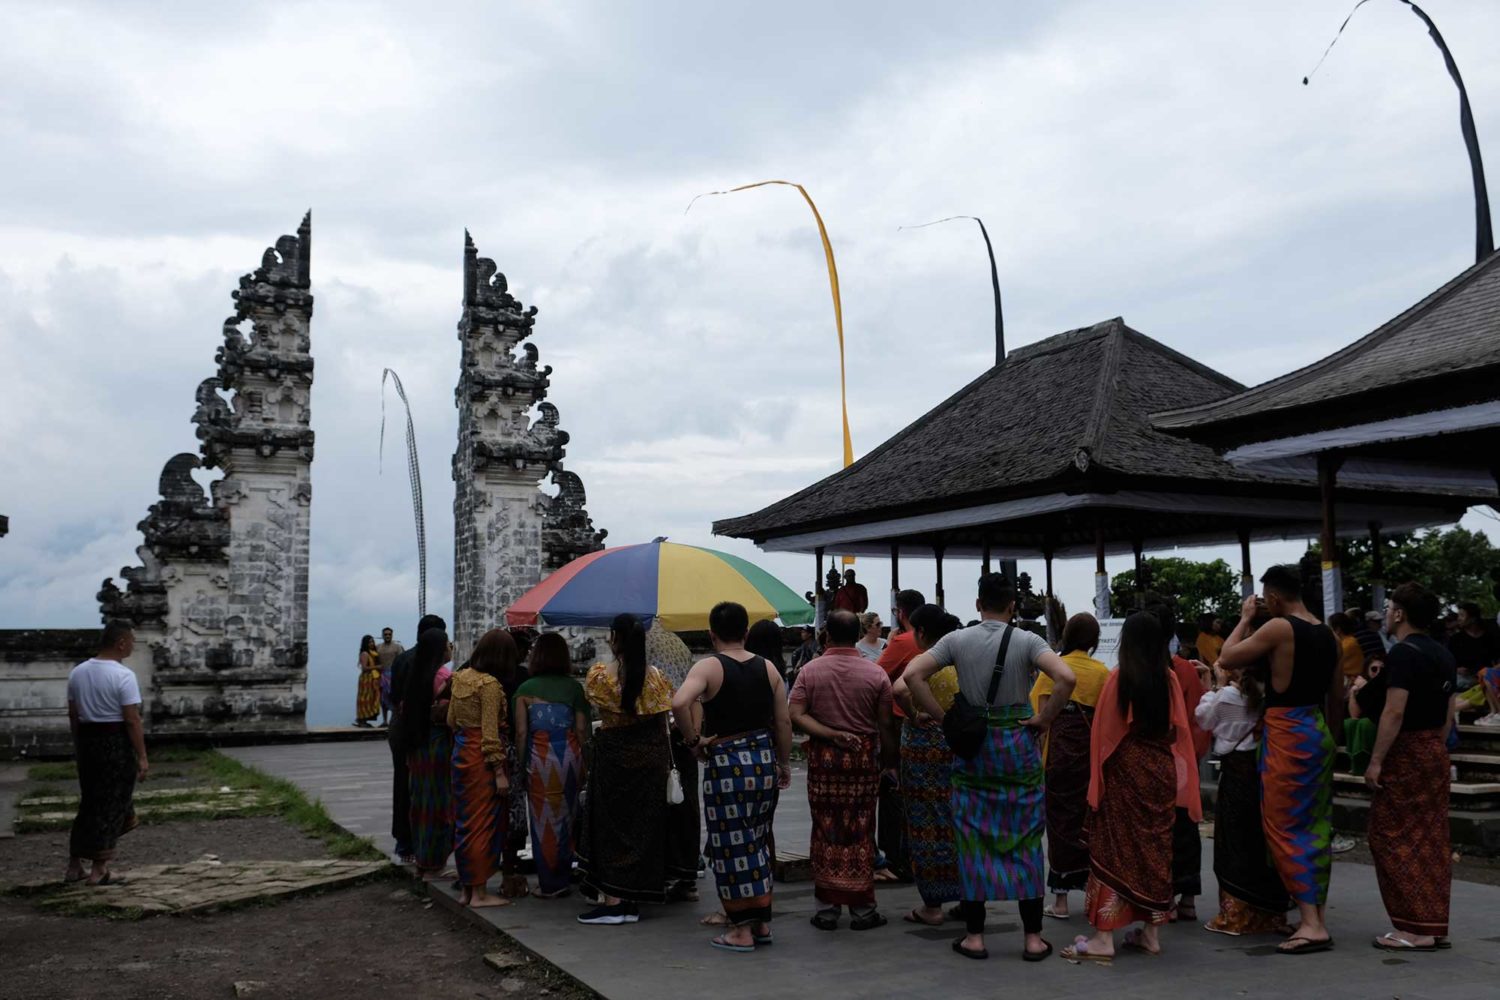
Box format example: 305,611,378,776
983,624,1016,708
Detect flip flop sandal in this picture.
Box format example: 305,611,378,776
1373,933,1438,953
1060,937,1112,964
1201,921,1243,937
1278,935,1334,955
710,935,755,954
873,869,899,883
952,939,988,960
753,930,774,946
1121,929,1161,957
903,909,944,926
700,912,730,927
89,873,126,887
64,873,86,884
810,910,840,931
946,904,965,922
1435,939,1453,950
1042,906,1071,920
1022,940,1054,963
850,910,888,931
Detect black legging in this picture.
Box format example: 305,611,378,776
960,898,1043,936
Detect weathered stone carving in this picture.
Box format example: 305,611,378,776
543,466,608,571
99,214,314,735
451,233,604,660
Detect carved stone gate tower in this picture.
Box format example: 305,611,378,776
451,234,604,661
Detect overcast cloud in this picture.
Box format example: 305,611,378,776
3,0,1497,724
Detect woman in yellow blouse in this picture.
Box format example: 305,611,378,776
447,628,516,909
576,613,677,925
890,605,964,926
1030,613,1110,919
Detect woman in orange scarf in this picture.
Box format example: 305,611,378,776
1062,612,1202,962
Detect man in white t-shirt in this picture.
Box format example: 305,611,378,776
64,621,148,886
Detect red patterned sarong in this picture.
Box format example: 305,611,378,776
806,736,879,907
1369,729,1450,937
1085,733,1175,930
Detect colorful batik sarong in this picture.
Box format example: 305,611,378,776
1369,729,1451,938
1260,705,1334,907
526,702,583,896
357,669,381,722
408,726,454,870
1085,732,1176,930
1210,748,1291,928
576,718,671,904
1043,705,1091,892
451,726,505,887
900,718,960,907
806,735,879,907
951,707,1044,902
703,728,777,925
69,722,138,863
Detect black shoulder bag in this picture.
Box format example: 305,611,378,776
942,624,1015,759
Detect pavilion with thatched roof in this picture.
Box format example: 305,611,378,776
715,318,1483,615
1155,250,1500,612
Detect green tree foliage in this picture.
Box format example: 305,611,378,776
1110,556,1240,621
1303,526,1500,617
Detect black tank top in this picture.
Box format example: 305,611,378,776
702,653,775,737
1265,617,1338,709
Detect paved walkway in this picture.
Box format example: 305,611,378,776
227,741,1500,1000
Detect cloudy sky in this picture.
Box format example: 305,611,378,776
3,0,1497,725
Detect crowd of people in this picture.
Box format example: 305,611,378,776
355,565,1464,962
62,562,1469,966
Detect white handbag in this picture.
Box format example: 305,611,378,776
665,718,685,805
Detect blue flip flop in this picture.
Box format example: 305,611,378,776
710,935,755,953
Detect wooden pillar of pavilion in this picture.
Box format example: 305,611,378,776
1237,528,1253,599
981,539,992,577
814,546,827,628
1132,538,1148,594
1043,545,1057,645
1093,520,1109,619
1368,523,1386,614
1318,453,1344,620
890,543,901,630
934,543,947,610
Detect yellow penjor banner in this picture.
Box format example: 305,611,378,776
689,180,854,470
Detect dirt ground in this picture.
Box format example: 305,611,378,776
1,754,595,1000
0,816,330,887
1,878,592,1000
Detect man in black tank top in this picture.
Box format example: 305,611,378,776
671,602,793,953
1219,565,1339,955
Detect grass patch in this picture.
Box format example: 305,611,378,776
201,752,384,861
27,762,77,781
17,747,382,862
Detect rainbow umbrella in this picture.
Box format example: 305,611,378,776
505,539,814,632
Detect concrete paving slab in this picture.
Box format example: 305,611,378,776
226,741,1500,1000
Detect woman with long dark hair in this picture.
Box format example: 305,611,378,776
514,632,591,898
355,634,381,727
1196,611,1291,936
576,613,678,924
1032,613,1110,920
890,605,963,926
402,627,456,879
1062,612,1201,962
446,628,516,907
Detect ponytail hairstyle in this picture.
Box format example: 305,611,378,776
1115,612,1170,740
611,613,648,715
909,604,961,652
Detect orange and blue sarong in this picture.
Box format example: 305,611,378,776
451,726,504,887
526,702,582,896
1260,705,1334,907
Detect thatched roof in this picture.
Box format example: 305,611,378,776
714,318,1477,557
1154,250,1500,444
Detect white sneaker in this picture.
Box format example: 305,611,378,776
1330,834,1356,855
1476,714,1500,728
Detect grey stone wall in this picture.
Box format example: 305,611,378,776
0,630,99,754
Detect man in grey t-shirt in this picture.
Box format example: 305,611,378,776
904,573,1074,962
